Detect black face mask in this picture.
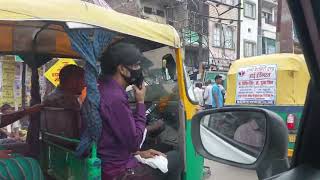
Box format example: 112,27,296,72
123,66,144,88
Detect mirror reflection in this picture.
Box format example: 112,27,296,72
200,111,266,164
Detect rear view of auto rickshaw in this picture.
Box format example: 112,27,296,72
0,0,204,180
225,53,310,157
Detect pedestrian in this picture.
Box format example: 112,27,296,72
218,83,226,105
194,82,204,106
212,75,224,108
203,80,213,109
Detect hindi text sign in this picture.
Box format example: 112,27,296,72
236,64,277,105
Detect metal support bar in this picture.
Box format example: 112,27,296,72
191,11,242,21
205,0,243,9
219,3,242,16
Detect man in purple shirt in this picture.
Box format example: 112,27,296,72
98,43,181,180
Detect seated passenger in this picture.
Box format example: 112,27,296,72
98,43,181,180
234,118,265,148
43,65,86,110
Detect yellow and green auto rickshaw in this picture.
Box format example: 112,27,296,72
0,0,203,179
225,53,310,157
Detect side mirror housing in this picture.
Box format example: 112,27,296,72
191,107,290,179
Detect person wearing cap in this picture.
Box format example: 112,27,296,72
211,75,224,108
98,42,181,180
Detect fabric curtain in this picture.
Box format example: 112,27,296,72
66,28,115,156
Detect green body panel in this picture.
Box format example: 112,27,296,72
40,122,205,180
40,141,86,180
184,120,204,180
226,105,303,153
39,133,101,180
0,155,44,180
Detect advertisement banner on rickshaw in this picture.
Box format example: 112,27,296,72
236,64,277,105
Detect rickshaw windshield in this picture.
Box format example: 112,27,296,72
184,65,197,103
127,46,179,103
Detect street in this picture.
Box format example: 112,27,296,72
204,160,258,180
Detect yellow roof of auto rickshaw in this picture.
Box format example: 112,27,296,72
0,0,180,48
228,54,308,75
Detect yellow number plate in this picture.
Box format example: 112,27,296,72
288,134,296,143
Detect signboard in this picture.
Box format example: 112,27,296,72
1,57,17,106
183,29,199,46
44,58,76,86
236,64,277,105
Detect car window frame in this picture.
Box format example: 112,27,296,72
287,0,320,167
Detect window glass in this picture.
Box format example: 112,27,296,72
244,41,256,57
244,2,256,18
262,37,276,54
184,65,197,102
127,49,179,103
225,26,234,49
156,10,165,17
144,7,152,14
213,24,222,47
263,11,273,24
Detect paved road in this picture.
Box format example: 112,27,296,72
204,160,258,180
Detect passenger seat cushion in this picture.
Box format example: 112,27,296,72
0,156,44,180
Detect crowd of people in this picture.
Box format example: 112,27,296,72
194,75,226,109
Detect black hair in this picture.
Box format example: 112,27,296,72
215,75,222,81
59,65,84,85
205,80,212,85
99,42,143,76
195,82,202,88
1,103,12,113
1,104,11,111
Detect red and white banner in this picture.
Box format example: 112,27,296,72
236,64,277,105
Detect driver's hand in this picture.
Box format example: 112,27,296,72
135,149,166,159
0,150,12,159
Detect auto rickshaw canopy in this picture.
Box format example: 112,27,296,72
0,0,180,61
226,54,310,105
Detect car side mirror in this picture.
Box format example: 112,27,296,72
191,107,290,179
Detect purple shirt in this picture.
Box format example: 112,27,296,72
98,76,146,178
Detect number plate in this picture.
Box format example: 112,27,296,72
288,134,296,143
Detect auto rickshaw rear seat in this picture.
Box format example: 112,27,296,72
40,107,82,149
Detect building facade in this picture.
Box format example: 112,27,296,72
261,0,277,55
207,0,240,71
240,0,278,58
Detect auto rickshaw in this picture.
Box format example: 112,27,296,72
225,53,310,157
0,0,202,179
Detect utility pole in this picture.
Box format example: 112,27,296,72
236,1,241,59
257,0,263,55
197,1,204,68
276,0,282,53
21,62,26,108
